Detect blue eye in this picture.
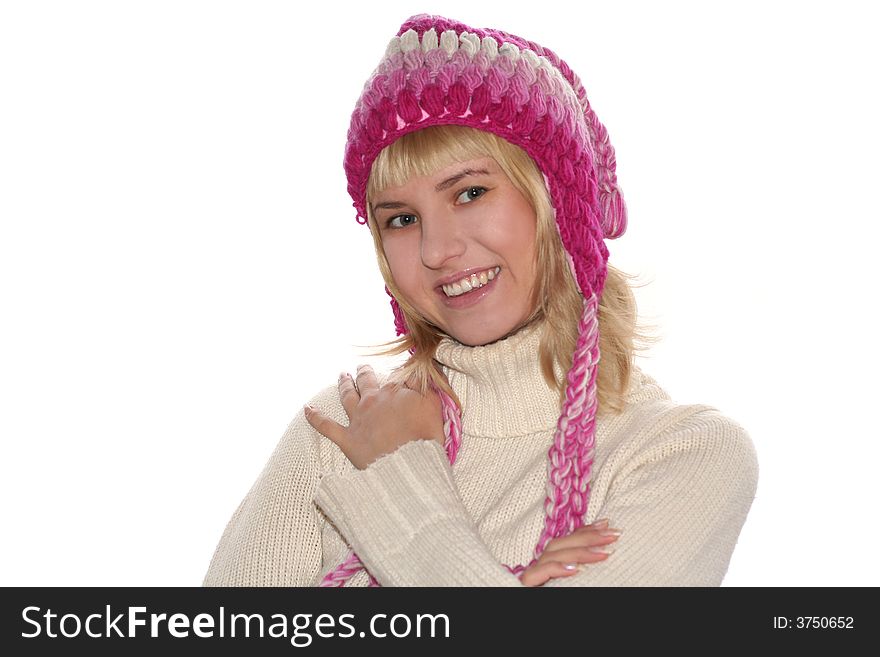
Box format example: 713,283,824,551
386,214,418,229
458,186,487,203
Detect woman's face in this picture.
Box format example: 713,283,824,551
372,156,538,346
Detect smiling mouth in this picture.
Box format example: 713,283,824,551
439,266,501,297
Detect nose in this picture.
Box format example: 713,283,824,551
419,212,466,270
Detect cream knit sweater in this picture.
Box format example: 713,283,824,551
202,322,758,587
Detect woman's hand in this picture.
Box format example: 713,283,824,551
519,519,622,587
304,364,445,470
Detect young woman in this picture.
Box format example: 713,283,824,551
203,14,758,587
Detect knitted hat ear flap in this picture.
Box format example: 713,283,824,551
386,286,408,336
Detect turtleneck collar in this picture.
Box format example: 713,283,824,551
432,321,565,438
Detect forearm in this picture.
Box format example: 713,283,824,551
315,439,524,586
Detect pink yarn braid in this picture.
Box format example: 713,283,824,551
534,292,600,552
318,293,599,586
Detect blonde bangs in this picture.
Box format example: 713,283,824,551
367,125,531,204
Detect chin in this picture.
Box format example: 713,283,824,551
445,320,531,347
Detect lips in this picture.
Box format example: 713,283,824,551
435,267,500,309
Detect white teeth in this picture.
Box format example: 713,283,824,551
441,267,501,297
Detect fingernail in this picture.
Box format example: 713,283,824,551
589,546,614,555
304,404,313,414
562,563,581,571
590,518,609,528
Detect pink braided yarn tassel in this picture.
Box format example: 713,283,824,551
503,294,600,576
317,551,378,588
318,294,599,585
535,293,600,554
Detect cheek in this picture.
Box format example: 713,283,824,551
382,240,409,271
492,207,538,269
511,220,537,252
381,238,421,291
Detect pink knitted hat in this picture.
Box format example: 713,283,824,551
322,14,628,587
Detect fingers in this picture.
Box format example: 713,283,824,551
541,521,622,554
538,545,615,566
520,520,622,585
354,364,380,393
338,372,359,417
338,365,382,418
521,561,583,587
520,552,612,587
303,405,347,449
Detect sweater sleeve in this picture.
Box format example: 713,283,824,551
201,388,333,587
314,439,525,586
314,406,758,587
545,407,759,587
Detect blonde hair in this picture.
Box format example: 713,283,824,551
363,125,660,417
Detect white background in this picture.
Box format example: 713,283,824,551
1,0,877,587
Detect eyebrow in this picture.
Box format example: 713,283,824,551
372,168,491,211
